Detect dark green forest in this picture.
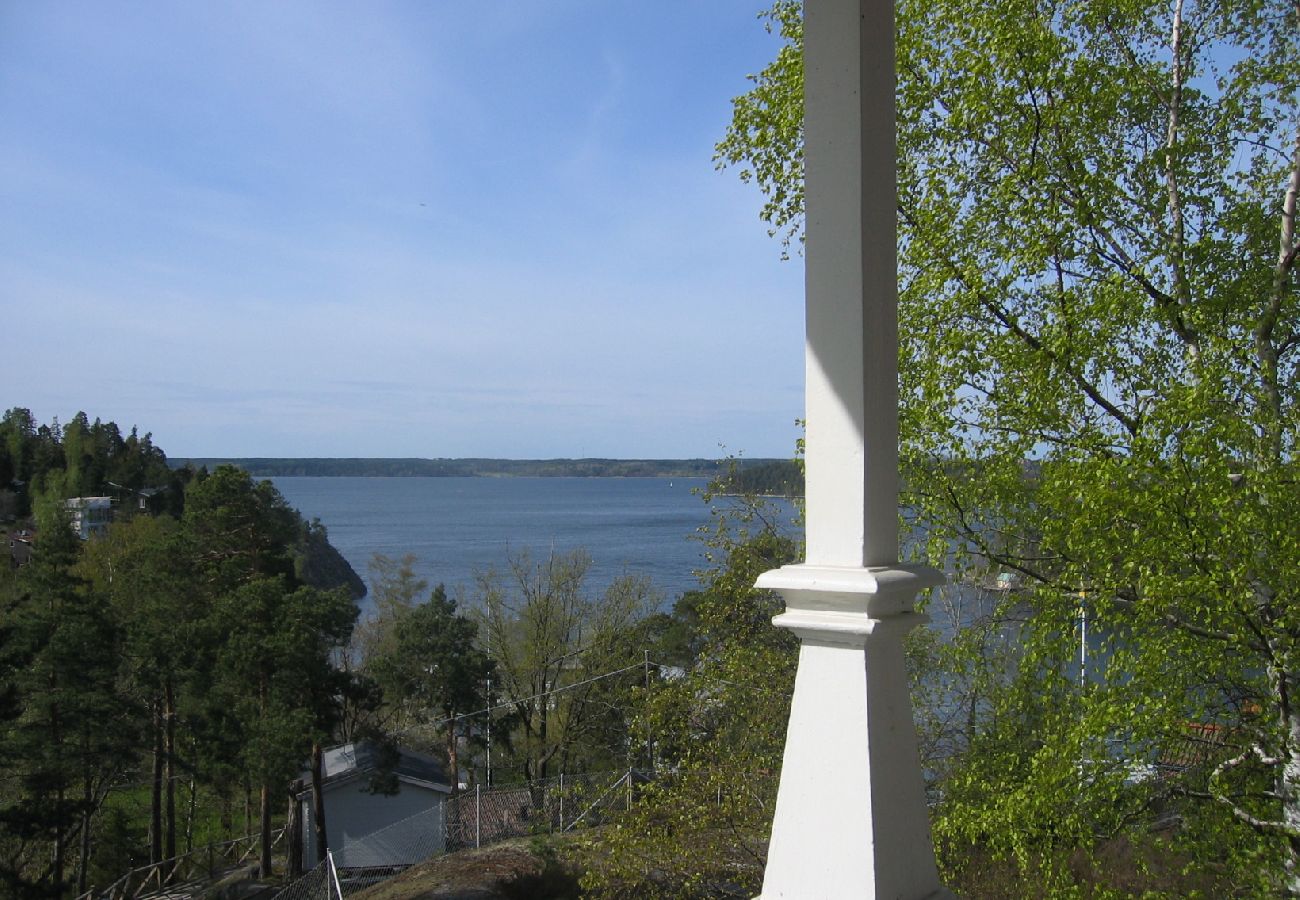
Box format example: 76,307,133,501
0,409,370,896
1,409,185,522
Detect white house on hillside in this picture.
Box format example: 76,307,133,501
64,496,112,540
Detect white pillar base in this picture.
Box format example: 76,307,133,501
755,564,951,900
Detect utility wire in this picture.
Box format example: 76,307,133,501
430,661,649,730
393,655,792,738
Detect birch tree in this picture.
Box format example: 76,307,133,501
475,550,656,788
719,0,1300,891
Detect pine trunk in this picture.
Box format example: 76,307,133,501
446,718,460,797
151,697,163,864
285,782,303,878
53,784,66,892
185,774,197,854
77,769,92,896
311,742,328,864
259,782,272,878
219,792,232,837
51,697,65,893
164,680,176,866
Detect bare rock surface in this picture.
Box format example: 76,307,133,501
350,839,579,900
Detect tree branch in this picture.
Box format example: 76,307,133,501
1164,0,1195,356
898,204,1142,437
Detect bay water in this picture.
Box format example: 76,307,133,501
268,476,799,614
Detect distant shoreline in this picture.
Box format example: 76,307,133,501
168,457,791,479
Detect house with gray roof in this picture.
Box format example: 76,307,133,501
298,741,450,871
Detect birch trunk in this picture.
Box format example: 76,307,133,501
163,680,176,877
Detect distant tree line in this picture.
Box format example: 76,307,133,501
169,457,793,479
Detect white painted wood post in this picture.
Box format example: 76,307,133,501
754,0,951,897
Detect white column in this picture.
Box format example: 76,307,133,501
755,0,949,896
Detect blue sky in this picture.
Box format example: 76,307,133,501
1,1,804,459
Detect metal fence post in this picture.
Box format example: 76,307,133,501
327,849,345,900
475,784,481,849
558,774,564,832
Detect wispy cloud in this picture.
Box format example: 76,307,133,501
3,0,804,459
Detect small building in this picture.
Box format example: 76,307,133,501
298,742,450,871
64,497,113,540
5,528,33,568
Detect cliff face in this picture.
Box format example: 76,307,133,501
294,519,366,600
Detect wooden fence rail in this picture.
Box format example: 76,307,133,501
76,827,286,900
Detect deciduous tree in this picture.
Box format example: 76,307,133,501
580,489,800,898
475,550,656,788
718,0,1300,891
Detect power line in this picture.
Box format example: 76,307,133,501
391,654,792,740
430,660,649,730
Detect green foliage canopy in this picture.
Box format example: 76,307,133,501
717,0,1300,892
580,490,801,898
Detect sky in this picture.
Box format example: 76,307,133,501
0,0,805,460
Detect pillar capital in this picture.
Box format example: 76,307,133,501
756,566,948,899
758,563,945,620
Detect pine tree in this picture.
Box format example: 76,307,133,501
0,512,131,897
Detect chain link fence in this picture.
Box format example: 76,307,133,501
268,855,341,900
444,769,637,851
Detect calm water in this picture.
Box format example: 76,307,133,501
268,476,797,612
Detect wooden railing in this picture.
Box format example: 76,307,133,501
77,826,286,900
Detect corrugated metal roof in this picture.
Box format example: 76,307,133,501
315,741,448,789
